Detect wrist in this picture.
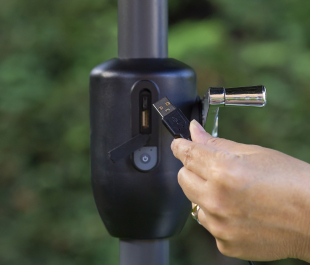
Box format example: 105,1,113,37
295,217,310,262
294,234,310,262
290,163,310,261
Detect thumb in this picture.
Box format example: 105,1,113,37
190,120,245,153
190,119,212,144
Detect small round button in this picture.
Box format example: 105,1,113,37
140,153,151,164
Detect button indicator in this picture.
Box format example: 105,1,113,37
133,146,157,171
140,153,151,163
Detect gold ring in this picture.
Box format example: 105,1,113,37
191,204,201,225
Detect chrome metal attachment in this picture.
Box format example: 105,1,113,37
209,87,225,106
202,85,267,137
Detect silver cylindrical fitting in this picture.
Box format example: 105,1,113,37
208,87,225,105
209,86,266,107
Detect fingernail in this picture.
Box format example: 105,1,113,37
190,119,205,132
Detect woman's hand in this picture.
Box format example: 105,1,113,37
171,120,310,262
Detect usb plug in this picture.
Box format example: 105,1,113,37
153,97,191,140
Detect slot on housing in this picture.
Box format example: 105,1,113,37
140,90,151,134
142,110,149,128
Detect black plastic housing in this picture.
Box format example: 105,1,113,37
90,58,197,239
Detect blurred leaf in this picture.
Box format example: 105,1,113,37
169,20,225,60
240,42,289,68
290,52,310,83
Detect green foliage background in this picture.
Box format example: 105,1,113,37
1,0,310,264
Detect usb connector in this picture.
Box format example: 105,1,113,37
152,97,177,118
153,97,191,140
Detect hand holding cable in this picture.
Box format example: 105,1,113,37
154,97,310,263
153,98,258,264
171,119,310,262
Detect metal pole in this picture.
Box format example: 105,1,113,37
120,240,169,265
118,0,169,264
118,0,168,59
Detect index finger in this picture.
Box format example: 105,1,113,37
171,138,217,180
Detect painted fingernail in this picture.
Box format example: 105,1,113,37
191,119,205,132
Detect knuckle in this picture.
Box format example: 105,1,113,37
214,150,231,161
216,233,246,259
183,143,198,168
207,152,232,184
205,200,225,217
206,137,225,148
210,160,243,191
206,137,220,146
172,139,181,155
209,164,226,185
183,147,192,167
209,223,227,240
216,240,233,257
177,167,186,186
216,240,241,258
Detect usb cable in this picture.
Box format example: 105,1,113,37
153,97,191,140
153,97,256,265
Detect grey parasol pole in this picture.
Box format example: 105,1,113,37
118,0,170,264
118,0,168,59
120,240,169,265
